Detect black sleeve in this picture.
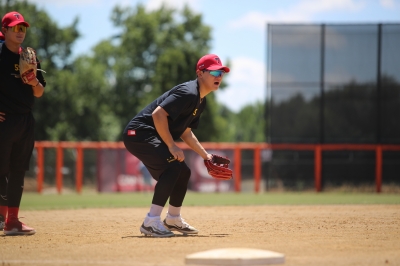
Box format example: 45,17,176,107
36,58,46,87
159,87,196,121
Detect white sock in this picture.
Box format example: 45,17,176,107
148,204,163,217
167,205,181,217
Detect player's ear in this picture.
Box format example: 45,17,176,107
196,70,202,78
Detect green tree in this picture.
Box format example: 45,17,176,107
41,55,119,141
97,3,231,141
233,101,266,142
2,2,239,142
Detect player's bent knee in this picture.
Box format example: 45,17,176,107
179,163,191,180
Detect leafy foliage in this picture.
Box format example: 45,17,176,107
1,1,267,142
233,101,267,142
103,4,225,141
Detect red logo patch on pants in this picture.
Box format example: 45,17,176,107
127,130,136,136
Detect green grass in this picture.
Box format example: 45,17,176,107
20,191,400,210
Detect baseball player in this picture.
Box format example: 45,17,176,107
0,31,4,42
0,11,46,235
123,54,230,237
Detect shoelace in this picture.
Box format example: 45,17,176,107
178,217,190,228
155,219,170,232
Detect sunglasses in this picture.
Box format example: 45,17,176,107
8,25,27,33
204,70,225,77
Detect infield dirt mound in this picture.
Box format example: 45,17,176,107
1,205,399,266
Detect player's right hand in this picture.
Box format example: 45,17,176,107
168,145,185,162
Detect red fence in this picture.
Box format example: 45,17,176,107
34,141,400,194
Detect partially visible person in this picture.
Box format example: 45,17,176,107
0,31,4,42
0,11,46,235
139,161,153,191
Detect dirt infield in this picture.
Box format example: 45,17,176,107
1,205,399,266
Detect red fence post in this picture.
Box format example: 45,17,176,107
314,145,322,192
96,144,101,192
56,143,63,194
234,145,241,192
254,146,261,193
76,144,83,194
375,145,382,193
36,145,44,194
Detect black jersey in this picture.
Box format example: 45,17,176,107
0,43,46,114
124,79,206,140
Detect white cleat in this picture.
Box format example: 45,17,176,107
163,213,198,235
140,214,174,238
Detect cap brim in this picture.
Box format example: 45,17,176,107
7,21,30,27
207,65,230,73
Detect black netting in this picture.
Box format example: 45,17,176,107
263,150,315,191
269,25,321,83
269,84,320,143
381,24,400,83
267,23,400,144
321,151,376,187
267,23,400,189
324,25,378,84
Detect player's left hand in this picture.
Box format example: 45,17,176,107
204,154,233,180
19,47,38,84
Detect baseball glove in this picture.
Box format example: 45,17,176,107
204,154,233,180
19,47,44,84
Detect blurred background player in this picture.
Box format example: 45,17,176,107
0,31,4,42
0,11,46,235
139,161,153,191
123,54,230,237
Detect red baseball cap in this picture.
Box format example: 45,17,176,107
2,11,30,28
197,54,230,73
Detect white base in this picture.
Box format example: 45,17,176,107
185,248,285,265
